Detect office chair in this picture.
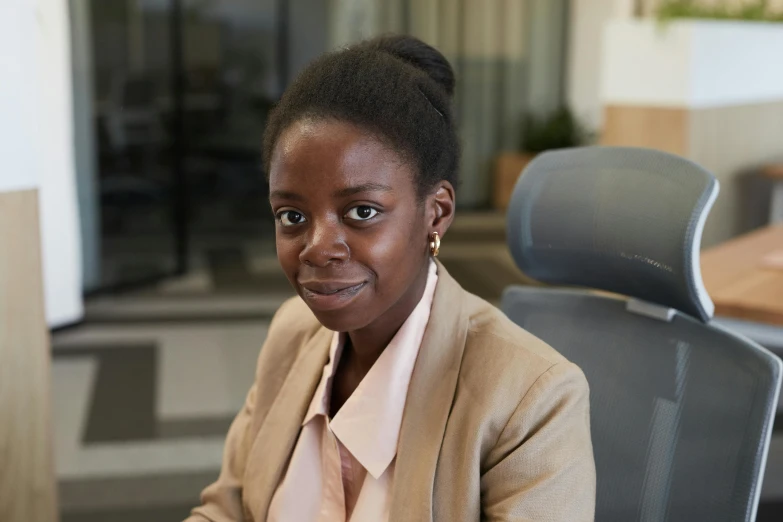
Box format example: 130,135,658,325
502,147,782,521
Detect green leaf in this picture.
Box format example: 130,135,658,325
520,107,593,153
656,0,783,23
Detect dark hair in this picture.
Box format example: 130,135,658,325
262,34,460,198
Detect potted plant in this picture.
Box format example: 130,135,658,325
492,106,591,210
656,0,783,23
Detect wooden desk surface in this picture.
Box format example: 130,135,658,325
701,226,783,326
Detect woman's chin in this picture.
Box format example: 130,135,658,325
309,307,372,333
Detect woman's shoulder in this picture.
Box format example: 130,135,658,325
458,291,588,405
268,295,322,334
266,296,324,341
248,297,327,398
462,291,568,364
259,296,324,358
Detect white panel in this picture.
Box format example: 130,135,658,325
602,19,783,108
0,1,38,192
602,20,692,107
35,0,84,327
690,21,783,107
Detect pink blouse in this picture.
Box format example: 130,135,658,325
267,261,438,521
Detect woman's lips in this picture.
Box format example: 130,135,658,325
299,281,367,311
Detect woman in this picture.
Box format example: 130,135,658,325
187,35,595,522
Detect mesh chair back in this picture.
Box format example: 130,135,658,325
502,288,781,522
506,147,718,321
503,147,782,521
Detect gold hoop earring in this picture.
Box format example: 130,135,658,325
430,232,441,257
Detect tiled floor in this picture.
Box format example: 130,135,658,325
53,323,262,520
50,215,783,520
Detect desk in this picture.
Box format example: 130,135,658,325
701,226,783,327
703,229,783,510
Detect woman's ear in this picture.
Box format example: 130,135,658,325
427,180,456,239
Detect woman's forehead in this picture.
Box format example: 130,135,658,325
269,120,415,193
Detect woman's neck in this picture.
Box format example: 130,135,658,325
346,260,430,372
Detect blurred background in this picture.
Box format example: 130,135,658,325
2,0,783,520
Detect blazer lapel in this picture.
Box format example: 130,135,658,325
243,325,332,522
389,260,470,521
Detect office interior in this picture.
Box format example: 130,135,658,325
2,0,783,521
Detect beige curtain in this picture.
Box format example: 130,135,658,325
330,0,568,208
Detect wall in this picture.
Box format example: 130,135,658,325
566,0,619,130
1,1,39,194
688,102,783,244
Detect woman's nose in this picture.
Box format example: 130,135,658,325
299,219,349,267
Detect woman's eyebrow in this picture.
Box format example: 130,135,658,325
334,183,393,198
269,190,304,201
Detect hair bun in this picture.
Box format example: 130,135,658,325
365,34,455,98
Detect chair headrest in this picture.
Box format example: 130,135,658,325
506,146,719,322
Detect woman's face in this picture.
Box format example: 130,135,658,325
269,119,452,333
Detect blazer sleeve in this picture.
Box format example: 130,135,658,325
185,298,302,522
480,361,596,522
184,381,258,522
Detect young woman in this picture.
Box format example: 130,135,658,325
187,35,595,522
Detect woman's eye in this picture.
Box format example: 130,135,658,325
278,211,306,227
345,206,378,221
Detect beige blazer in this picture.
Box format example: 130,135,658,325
186,261,595,522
